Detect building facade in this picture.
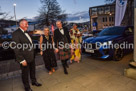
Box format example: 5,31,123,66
89,3,115,31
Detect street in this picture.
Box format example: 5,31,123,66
0,53,136,91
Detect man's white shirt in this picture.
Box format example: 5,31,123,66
59,28,64,35
20,28,32,44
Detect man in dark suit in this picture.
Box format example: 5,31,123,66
12,19,42,91
54,21,72,75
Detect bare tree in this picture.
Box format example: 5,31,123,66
0,7,13,20
38,0,67,27
0,7,14,35
0,7,7,20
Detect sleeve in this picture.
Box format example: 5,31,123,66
79,31,82,43
20,60,26,64
12,32,25,63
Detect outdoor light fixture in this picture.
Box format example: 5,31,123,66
13,3,16,6
13,3,17,29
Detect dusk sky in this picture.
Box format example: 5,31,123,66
0,0,105,19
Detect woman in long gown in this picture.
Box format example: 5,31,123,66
40,27,57,75
70,24,82,63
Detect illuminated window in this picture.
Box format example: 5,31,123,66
98,7,104,14
105,6,110,14
91,8,97,15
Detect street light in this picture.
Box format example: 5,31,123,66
13,3,16,6
13,3,17,29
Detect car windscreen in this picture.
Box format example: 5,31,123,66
98,27,125,36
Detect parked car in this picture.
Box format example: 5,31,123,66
1,34,12,39
82,30,101,40
7,34,12,39
1,35,7,39
82,26,134,61
82,31,93,40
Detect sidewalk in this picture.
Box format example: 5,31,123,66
0,53,136,91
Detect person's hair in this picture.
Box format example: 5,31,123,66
44,27,49,31
19,19,27,25
56,20,62,24
73,24,77,27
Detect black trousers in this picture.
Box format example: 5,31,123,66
61,59,68,72
20,61,36,89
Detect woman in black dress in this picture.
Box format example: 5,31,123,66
40,27,57,75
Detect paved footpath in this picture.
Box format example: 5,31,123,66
0,53,136,91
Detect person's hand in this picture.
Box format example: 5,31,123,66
55,48,59,53
22,61,27,66
40,51,43,55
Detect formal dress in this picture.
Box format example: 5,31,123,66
41,35,57,71
12,28,36,89
54,27,71,74
70,28,82,62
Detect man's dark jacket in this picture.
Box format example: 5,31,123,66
12,28,34,63
54,27,71,48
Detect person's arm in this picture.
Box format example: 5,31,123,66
54,30,59,53
54,30,58,48
64,27,73,50
39,35,43,55
12,32,26,64
40,35,43,51
51,35,55,49
78,31,82,43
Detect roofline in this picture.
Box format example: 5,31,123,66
89,3,115,9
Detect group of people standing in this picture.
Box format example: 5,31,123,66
40,21,82,75
12,19,82,91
